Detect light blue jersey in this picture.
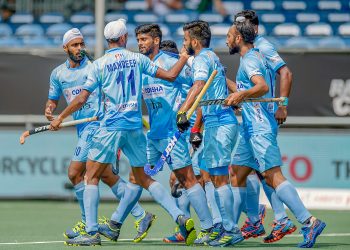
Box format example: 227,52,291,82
48,57,102,135
254,35,286,97
236,48,278,136
192,48,237,128
84,47,158,131
142,51,192,139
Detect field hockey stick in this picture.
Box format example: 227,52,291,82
19,116,98,145
198,97,284,106
81,49,94,62
144,70,218,176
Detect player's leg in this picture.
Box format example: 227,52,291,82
65,127,119,246
204,124,244,247
64,161,86,239
64,126,95,239
166,135,212,244
254,133,325,248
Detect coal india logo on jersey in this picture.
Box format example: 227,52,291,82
329,79,350,116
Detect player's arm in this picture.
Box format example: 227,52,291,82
275,65,292,125
178,80,205,113
225,75,268,106
189,107,203,149
155,52,190,82
45,99,58,121
226,77,237,93
50,90,91,130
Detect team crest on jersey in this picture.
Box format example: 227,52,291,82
142,84,165,99
64,86,83,102
115,53,123,60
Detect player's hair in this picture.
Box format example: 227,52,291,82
160,40,179,54
235,19,256,44
135,24,162,42
234,10,259,26
183,20,211,47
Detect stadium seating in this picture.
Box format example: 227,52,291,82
1,0,350,49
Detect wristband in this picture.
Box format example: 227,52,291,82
191,127,201,133
279,97,289,106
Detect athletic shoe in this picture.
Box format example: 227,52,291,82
209,222,224,241
163,227,185,243
63,221,85,239
242,221,266,239
133,212,156,243
298,218,326,248
241,204,267,231
65,232,101,246
194,229,211,244
264,218,297,243
207,227,244,247
177,215,197,245
98,217,121,242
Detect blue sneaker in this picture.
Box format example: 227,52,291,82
208,227,244,247
209,222,224,241
63,221,85,239
194,229,211,245
98,217,121,242
242,221,266,239
264,218,297,243
298,218,326,248
241,204,267,232
65,232,101,246
133,212,156,243
163,226,185,243
177,215,197,246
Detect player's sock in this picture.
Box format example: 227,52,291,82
262,180,288,221
111,182,143,223
74,181,86,222
246,175,260,223
148,181,183,222
186,183,213,230
205,181,222,224
232,187,247,226
84,185,99,234
175,188,191,218
110,178,145,220
214,184,234,231
275,181,311,224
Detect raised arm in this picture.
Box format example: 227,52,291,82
155,53,189,82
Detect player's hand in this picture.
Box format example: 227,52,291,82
189,128,202,149
50,116,63,131
180,46,190,59
45,104,54,121
275,106,287,125
176,111,190,132
225,92,245,106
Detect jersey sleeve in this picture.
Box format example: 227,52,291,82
243,54,264,80
48,69,62,100
139,53,158,77
192,55,210,82
83,61,100,93
259,41,286,72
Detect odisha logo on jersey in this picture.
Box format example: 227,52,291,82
142,84,165,99
116,101,138,112
143,85,163,94
72,88,82,95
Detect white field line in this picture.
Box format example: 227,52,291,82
0,234,349,245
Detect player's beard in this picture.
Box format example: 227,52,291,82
229,45,240,55
140,46,154,56
186,44,195,56
68,50,83,63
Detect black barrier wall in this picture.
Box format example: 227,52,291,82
1,51,350,116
